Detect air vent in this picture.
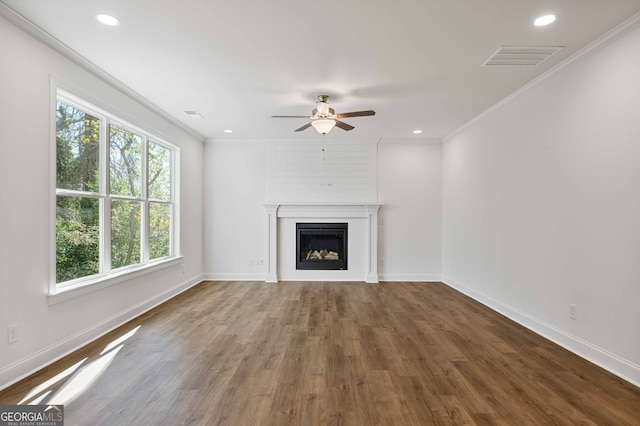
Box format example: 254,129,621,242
483,46,563,66
184,110,204,119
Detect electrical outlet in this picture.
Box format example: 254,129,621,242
380,217,385,225
380,258,385,266
249,258,255,266
181,263,186,274
7,324,19,344
569,303,577,320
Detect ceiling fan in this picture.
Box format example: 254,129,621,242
272,95,375,134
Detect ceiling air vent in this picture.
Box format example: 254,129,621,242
184,110,204,119
482,46,563,66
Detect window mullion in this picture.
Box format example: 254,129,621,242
56,189,102,198
101,118,111,273
102,197,111,272
169,203,175,258
171,149,179,257
141,136,149,263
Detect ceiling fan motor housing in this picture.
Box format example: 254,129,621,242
313,105,335,118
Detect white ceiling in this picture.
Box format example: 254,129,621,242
3,0,640,141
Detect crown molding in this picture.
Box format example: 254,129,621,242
0,3,205,143
443,11,640,143
377,138,442,145
205,137,382,144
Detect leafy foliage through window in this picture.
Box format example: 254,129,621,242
55,91,177,287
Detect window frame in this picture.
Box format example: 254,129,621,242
50,86,181,300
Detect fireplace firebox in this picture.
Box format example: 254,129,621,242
296,223,348,270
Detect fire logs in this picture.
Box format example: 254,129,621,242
306,249,339,260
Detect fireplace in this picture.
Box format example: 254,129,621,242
264,204,380,282
296,223,348,270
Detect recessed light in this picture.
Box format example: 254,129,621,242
96,14,120,26
413,130,422,134
534,14,556,27
224,129,233,133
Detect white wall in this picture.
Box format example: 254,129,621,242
378,140,442,281
0,17,204,389
204,139,443,281
203,141,268,280
442,21,640,385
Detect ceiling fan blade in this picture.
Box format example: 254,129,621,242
294,122,312,132
334,119,354,131
272,115,311,118
335,110,376,119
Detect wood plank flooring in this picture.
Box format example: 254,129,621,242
1,281,639,425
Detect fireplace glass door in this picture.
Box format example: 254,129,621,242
296,223,348,270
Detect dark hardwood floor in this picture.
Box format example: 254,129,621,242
1,281,639,425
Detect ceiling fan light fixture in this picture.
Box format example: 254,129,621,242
311,119,336,134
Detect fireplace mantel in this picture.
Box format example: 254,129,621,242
264,204,381,283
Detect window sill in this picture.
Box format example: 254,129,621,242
48,256,184,305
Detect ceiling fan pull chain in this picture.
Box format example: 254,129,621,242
322,134,326,161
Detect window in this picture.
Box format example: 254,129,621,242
54,89,179,291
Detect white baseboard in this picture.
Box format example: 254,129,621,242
203,273,267,281
442,275,640,388
379,273,442,282
204,273,443,283
0,274,205,392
